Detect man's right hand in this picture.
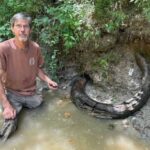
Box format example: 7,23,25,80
2,103,16,119
0,69,16,119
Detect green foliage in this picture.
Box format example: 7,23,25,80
95,0,114,20
129,0,148,7
143,8,150,21
104,11,126,32
33,1,95,78
94,51,120,78
97,58,109,78
141,1,150,21
43,49,59,81
95,0,126,32
33,1,92,54
95,0,150,32
0,23,12,42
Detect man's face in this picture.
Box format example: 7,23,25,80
11,19,31,42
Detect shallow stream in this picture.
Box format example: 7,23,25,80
0,90,149,150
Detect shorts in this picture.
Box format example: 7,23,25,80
6,91,43,114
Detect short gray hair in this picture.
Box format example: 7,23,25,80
10,12,32,27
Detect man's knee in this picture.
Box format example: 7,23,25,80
25,94,43,109
33,95,43,108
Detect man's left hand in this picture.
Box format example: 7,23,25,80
47,80,58,90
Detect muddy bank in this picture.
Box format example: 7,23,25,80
59,42,150,139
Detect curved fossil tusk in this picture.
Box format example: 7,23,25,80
70,53,150,119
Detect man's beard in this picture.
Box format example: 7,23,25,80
18,35,29,42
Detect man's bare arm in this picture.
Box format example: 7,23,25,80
37,68,58,89
0,69,16,119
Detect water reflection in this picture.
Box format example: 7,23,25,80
0,90,149,150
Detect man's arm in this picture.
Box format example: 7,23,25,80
0,70,16,119
37,68,58,90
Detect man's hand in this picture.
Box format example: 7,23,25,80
2,102,16,119
37,68,58,90
47,80,58,90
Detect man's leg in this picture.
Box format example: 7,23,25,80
0,91,23,141
24,94,43,109
6,91,23,114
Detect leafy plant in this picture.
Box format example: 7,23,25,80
33,1,95,78
104,11,126,32
97,58,109,78
43,49,58,81
34,3,83,54
0,23,12,42
95,0,126,32
94,51,121,78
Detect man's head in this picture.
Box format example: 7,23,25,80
10,12,32,28
10,12,32,42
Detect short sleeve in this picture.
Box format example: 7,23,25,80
0,46,7,71
37,47,44,68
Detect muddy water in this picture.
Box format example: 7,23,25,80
0,90,149,150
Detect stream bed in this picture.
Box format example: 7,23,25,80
0,89,149,150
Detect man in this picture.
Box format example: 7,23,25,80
0,12,58,140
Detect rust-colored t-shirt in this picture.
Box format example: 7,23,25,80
0,38,44,95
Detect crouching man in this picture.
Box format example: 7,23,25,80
0,12,58,140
